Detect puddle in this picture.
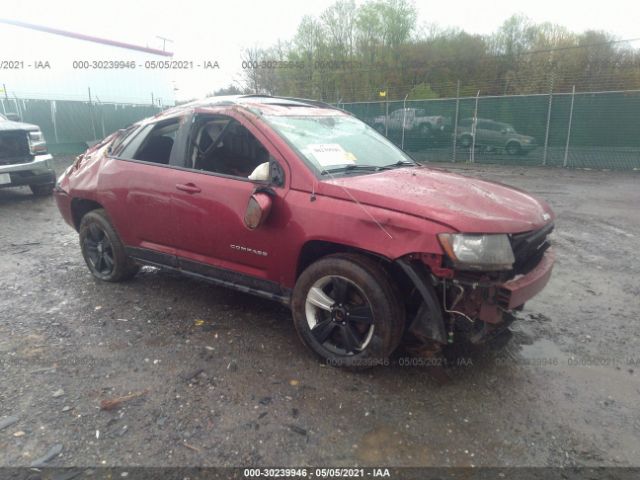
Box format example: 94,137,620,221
520,339,568,364
493,338,570,369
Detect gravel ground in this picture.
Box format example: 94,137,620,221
0,156,639,468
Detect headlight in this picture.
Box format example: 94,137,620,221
28,130,47,154
438,233,515,271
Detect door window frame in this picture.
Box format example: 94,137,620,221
180,111,290,189
108,114,191,170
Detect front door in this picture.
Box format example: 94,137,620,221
170,112,291,291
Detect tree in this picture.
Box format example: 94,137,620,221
238,3,640,100
208,84,246,96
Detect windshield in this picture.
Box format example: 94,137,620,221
264,114,414,173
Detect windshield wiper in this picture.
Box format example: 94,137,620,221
382,160,417,168
321,164,393,175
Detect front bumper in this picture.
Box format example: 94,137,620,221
497,248,555,309
0,154,56,187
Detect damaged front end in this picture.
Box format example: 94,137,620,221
396,223,554,352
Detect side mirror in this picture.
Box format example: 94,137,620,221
244,192,272,230
6,113,21,122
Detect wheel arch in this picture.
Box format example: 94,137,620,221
295,240,415,297
71,198,103,231
505,139,522,150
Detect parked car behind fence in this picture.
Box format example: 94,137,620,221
456,118,537,156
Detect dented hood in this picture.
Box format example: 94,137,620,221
320,166,554,234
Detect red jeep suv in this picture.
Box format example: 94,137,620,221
54,95,555,368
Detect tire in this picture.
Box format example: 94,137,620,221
505,141,522,156
79,209,139,282
30,183,54,196
291,253,404,369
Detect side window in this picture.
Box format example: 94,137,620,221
119,118,181,165
189,116,275,181
118,124,153,159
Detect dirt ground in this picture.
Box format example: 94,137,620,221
0,155,639,468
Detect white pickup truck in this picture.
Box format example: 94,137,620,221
371,108,446,139
0,113,55,195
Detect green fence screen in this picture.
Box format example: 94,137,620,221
0,98,161,154
339,90,640,170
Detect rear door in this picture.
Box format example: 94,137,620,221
101,115,189,265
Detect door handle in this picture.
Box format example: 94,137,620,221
175,183,201,194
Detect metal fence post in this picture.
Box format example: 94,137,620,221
88,87,97,141
563,85,576,168
401,94,408,150
50,100,59,144
384,99,389,137
452,80,460,162
470,90,480,163
13,95,23,119
542,75,554,166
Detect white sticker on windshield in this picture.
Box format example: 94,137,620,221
307,143,355,167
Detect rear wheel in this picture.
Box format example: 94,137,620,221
79,209,139,282
29,183,54,196
292,254,404,369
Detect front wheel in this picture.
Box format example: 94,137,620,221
291,254,404,369
505,141,522,156
79,209,139,282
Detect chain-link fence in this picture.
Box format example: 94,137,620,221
339,88,640,170
0,97,162,154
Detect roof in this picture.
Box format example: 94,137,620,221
183,95,335,109
161,95,348,119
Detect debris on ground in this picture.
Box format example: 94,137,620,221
30,443,63,467
0,416,19,431
100,390,149,411
52,388,65,398
182,442,201,453
288,424,308,436
182,368,205,383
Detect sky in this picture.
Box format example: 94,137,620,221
2,0,639,100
